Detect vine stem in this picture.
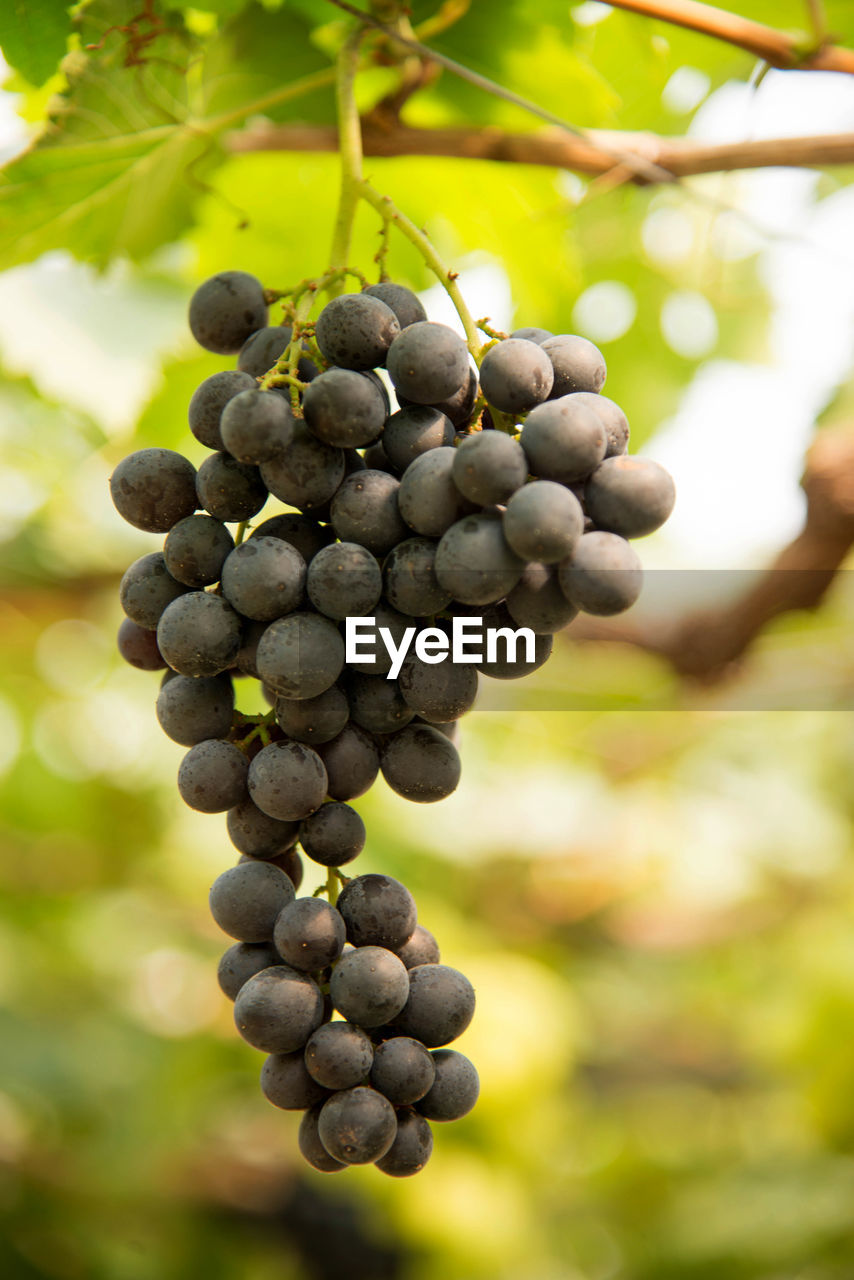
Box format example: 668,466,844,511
326,866,340,907
328,27,367,293
357,180,483,361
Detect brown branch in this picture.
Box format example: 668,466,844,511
604,0,854,74
570,429,854,681
226,118,854,182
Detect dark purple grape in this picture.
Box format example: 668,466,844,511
336,874,417,950
380,723,461,803
247,739,328,821
110,448,197,534
375,1107,433,1177
120,552,190,630
318,724,380,801
558,530,642,615
163,514,235,588
362,282,427,329
505,561,579,634
306,542,382,621
452,431,528,506
195,452,268,523
315,293,400,371
502,479,584,563
386,322,470,404
393,964,475,1047
177,738,248,813
519,396,606,484
217,941,282,1001
261,1050,329,1110
117,617,166,671
330,946,410,1026
394,925,440,969
479,337,554,413
260,425,345,513
570,391,630,457
416,1049,479,1120
274,685,349,745
250,512,334,564
330,470,408,557
317,1086,397,1165
584,456,676,538
299,802,366,867
226,798,301,859
189,370,257,450
303,368,387,448
305,1022,374,1090
234,964,324,1053
381,406,454,472
209,861,295,942
156,592,242,678
273,897,346,971
299,1104,347,1172
220,387,295,464
220,537,306,621
238,325,317,382
434,511,524,606
398,447,473,537
188,271,267,354
542,333,606,396
370,1036,435,1105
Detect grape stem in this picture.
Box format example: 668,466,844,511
356,181,483,361
328,26,368,293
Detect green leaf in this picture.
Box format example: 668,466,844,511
0,0,73,86
0,0,334,270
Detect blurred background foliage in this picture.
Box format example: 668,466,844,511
2,1,854,1277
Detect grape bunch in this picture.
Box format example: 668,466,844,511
214,867,477,1176
110,265,674,1173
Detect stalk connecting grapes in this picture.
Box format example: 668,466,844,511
111,263,674,1175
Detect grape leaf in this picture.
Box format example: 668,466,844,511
0,0,333,271
0,0,73,86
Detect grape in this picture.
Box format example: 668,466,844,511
347,673,414,735
188,271,267,354
570,391,629,457
156,673,234,746
299,802,366,867
256,612,345,700
398,447,472,537
303,369,387,448
307,542,382,620
399,366,479,429
475,602,553,679
257,847,303,890
519,396,606,484
220,537,306,621
189,370,257,450
247,739,328,821
374,1107,433,1177
345,602,412,677
227,797,300,859
177,739,249,813
505,562,579,634
275,685,349,746
399,654,478,723
317,1086,397,1165
305,1022,374,1090
209,861,295,942
393,964,475,1047
120,552,189,630
584,456,676,538
330,946,410,1026
110,448,197,533
318,724,380,800
330,470,408,557
118,617,166,671
217,941,282,1001
362,282,427,329
260,425,345,513
299,1105,347,1172
394,924,440,969
220,388,295,464
452,431,528,506
381,723,461,803
195,452,268,523
558,530,642,615
163,514,235,588
510,326,552,345
417,1049,479,1121
479,337,554,413
273,897,347,971
234,964,324,1053
502,479,584,563
336,874,417,950
250,512,333,564
387,322,470,404
434,511,524,605
370,1036,435,1105
362,442,397,475
315,293,400,371
381,406,454,472
156,592,242,678
542,333,607,396
238,325,317,382
261,1050,329,1110
234,619,268,679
